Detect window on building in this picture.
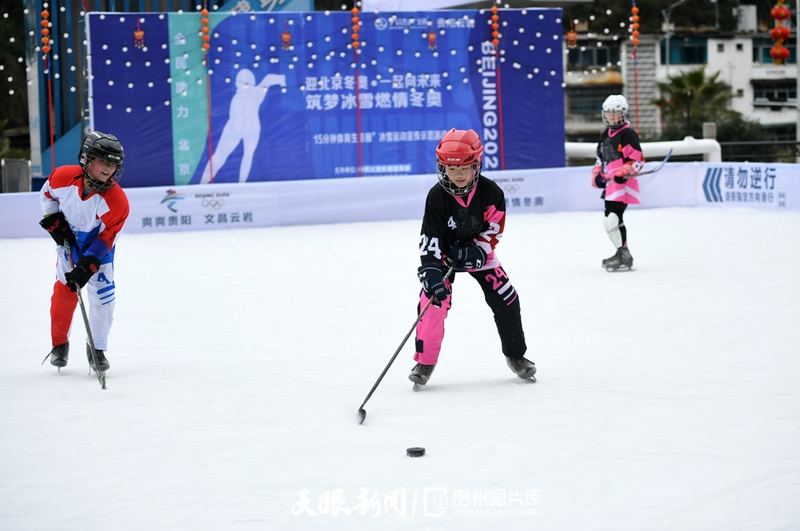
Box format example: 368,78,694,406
736,89,744,97
736,43,743,52
567,42,620,71
752,37,797,64
752,80,797,110
717,43,724,53
567,85,623,116
660,37,707,65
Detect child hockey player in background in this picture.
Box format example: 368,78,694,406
591,94,645,271
39,131,129,373
409,128,536,386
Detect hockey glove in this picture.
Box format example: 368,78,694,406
609,163,636,184
417,263,450,302
40,212,76,246
447,244,487,272
65,255,101,292
591,165,606,188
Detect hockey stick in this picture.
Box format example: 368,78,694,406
65,243,107,390
357,266,455,425
634,148,673,177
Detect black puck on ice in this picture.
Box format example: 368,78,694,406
406,447,425,457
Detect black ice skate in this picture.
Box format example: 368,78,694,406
506,356,537,381
87,344,110,372
48,342,69,368
408,363,435,385
604,247,634,272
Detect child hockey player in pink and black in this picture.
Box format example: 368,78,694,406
591,94,645,271
409,128,536,386
39,132,129,373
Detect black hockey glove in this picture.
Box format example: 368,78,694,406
417,263,450,302
447,244,487,272
65,255,101,292
40,212,76,246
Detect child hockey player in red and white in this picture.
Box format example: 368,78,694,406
409,128,535,386
39,132,129,373
591,94,645,271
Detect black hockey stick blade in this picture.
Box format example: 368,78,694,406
357,407,366,424
636,148,673,177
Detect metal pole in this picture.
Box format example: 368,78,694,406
662,0,690,80
687,90,692,137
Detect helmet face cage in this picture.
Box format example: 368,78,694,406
602,95,629,129
79,132,124,192
436,160,481,197
435,128,484,197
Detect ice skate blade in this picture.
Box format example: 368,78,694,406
605,266,635,273
408,375,428,386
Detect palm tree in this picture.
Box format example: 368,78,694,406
652,66,737,139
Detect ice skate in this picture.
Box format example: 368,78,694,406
506,356,537,381
87,344,110,372
48,342,69,368
604,247,633,272
408,363,435,386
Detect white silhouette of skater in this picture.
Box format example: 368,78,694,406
201,70,286,184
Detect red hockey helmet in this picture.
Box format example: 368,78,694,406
435,128,483,197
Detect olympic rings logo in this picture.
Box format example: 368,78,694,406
503,184,520,194
202,199,225,210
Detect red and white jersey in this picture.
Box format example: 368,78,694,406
40,165,129,263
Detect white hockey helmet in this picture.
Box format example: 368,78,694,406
602,94,628,129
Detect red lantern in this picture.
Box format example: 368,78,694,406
770,45,790,62
428,31,437,50
567,20,577,49
770,26,790,41
770,6,791,20
134,19,145,49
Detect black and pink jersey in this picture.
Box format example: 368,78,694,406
595,123,645,204
419,175,505,271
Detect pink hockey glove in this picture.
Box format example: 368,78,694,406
609,163,636,184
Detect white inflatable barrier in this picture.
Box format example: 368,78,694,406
1,162,797,239
566,136,723,162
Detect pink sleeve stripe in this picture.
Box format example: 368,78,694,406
622,144,644,161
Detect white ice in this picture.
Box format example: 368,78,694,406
2,206,799,530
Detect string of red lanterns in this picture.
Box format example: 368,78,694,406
40,7,50,54
41,4,55,170
351,5,363,176
490,4,500,48
351,6,360,50
631,2,640,131
769,0,791,64
201,8,211,52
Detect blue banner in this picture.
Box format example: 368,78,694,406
88,9,565,186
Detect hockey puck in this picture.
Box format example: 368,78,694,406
406,447,425,457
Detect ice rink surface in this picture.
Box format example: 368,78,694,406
2,206,799,530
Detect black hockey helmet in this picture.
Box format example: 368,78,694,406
79,131,124,192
